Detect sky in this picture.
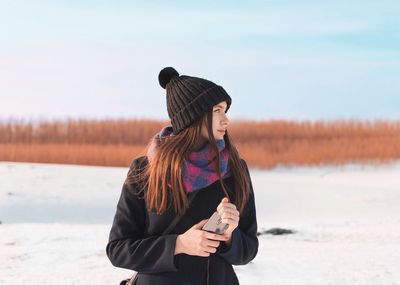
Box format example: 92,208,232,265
0,0,399,122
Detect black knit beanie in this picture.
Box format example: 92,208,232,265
158,67,232,135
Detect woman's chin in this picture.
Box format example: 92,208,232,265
215,132,226,139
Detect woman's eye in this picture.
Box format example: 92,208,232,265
214,108,227,113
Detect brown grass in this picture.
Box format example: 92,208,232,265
1,118,399,169
0,143,146,167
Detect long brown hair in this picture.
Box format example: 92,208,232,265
126,110,251,216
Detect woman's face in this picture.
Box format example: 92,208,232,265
200,101,230,141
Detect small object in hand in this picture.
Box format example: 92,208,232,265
202,212,228,234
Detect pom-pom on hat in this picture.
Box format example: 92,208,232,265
158,66,232,135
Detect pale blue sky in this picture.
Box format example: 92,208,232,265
1,0,399,121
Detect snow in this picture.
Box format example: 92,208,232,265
1,161,400,284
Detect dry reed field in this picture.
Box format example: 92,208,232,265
1,118,399,169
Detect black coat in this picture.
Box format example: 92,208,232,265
106,156,258,285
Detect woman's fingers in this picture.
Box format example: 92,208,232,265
204,246,217,254
197,243,218,257
217,202,237,212
220,210,239,220
221,217,239,224
216,197,240,232
197,239,220,257
221,218,239,228
218,208,240,229
209,246,217,253
204,231,229,241
204,239,220,248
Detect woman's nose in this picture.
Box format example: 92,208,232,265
222,114,229,126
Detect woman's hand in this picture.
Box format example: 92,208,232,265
174,219,229,257
217,197,240,245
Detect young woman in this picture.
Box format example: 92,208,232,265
106,67,258,285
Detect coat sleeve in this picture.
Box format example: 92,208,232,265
217,159,259,265
106,158,179,274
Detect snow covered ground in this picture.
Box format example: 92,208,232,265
1,161,399,284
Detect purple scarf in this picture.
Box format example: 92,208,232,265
147,125,230,193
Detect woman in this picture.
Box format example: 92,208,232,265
106,67,258,285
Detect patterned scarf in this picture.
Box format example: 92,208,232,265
147,125,230,193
